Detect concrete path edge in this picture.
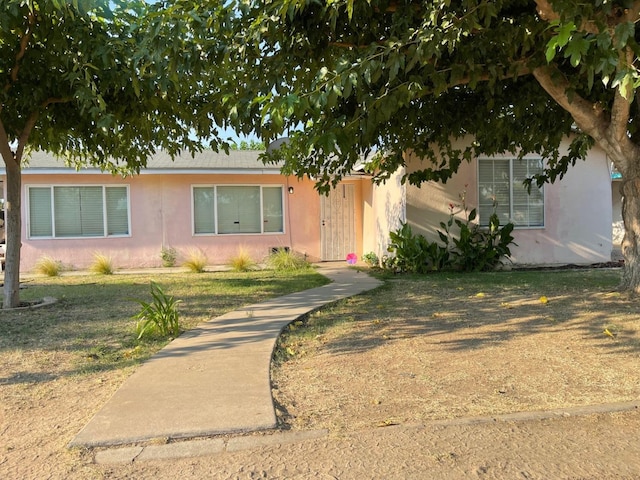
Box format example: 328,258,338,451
68,265,382,448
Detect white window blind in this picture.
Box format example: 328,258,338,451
193,187,216,234
106,187,129,235
217,186,261,234
192,185,284,235
478,158,544,227
29,187,53,237
262,187,284,233
28,185,129,238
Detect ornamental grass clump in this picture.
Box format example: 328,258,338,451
90,253,114,275
34,256,62,277
133,281,182,340
266,248,310,271
228,247,257,272
183,249,208,273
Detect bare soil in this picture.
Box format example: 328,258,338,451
271,270,640,432
1,268,639,479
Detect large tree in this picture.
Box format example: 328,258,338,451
0,0,232,307
223,0,640,291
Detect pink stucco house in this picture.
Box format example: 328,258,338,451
0,138,615,272
3,149,399,271
403,137,614,265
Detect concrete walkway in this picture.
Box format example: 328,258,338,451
69,265,381,448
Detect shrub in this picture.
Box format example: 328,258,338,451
90,253,114,275
183,249,207,273
386,203,515,274
160,246,177,267
228,247,257,272
34,256,62,277
387,223,441,273
439,208,515,272
362,252,380,268
133,282,181,339
266,248,310,271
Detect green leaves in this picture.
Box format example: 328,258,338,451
545,21,581,64
1,0,238,171
133,282,182,340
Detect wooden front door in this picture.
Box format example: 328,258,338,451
320,184,356,261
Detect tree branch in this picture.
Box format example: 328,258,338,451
609,48,635,144
534,0,599,34
622,1,640,23
533,64,640,168
15,111,40,163
532,65,607,139
0,120,17,167
4,10,36,94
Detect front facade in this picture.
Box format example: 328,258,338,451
7,150,389,272
404,137,613,265
0,139,615,273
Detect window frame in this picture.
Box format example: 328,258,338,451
477,157,545,229
26,184,131,239
191,184,286,236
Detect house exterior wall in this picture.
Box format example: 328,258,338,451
17,171,326,271
361,170,406,261
405,139,613,265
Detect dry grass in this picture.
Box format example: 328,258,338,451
182,248,208,273
89,252,114,275
272,268,640,432
228,247,257,272
0,269,329,479
33,255,63,276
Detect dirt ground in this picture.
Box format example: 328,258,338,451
270,271,640,435
2,269,640,479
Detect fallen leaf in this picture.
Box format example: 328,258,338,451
475,292,485,298
603,328,616,338
376,419,398,427
539,295,548,304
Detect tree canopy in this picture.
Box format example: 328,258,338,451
0,0,233,307
225,0,637,188
222,0,640,290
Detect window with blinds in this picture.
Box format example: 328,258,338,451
27,185,130,238
192,185,284,235
478,158,544,228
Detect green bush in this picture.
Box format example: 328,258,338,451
133,282,181,339
160,246,177,267
266,248,310,271
439,208,515,272
387,223,439,273
386,207,515,274
362,252,380,268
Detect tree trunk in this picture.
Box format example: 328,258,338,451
3,158,21,308
620,176,640,292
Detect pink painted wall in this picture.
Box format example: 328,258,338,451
405,139,613,265
18,172,326,271
361,171,406,259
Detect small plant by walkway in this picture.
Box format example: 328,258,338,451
133,282,182,339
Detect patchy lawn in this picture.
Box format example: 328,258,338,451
272,268,640,431
0,269,328,480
